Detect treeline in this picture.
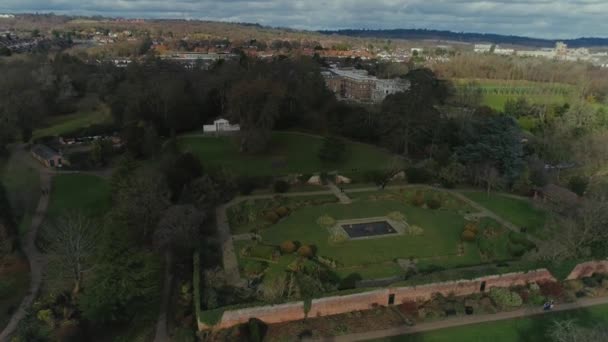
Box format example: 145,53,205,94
320,28,608,48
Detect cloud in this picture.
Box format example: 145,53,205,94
1,0,607,38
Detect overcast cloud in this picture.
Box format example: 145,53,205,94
1,0,607,39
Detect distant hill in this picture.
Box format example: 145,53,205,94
319,29,608,48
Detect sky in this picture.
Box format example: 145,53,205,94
1,0,608,39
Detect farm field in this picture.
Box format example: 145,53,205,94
461,192,547,236
178,132,396,177
46,174,112,220
453,78,573,111
231,188,531,281
375,304,608,342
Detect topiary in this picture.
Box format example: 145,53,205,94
280,240,297,254
411,190,425,207
275,206,290,218
461,229,477,242
316,215,336,227
427,198,442,210
489,287,523,309
297,245,314,258
263,211,280,224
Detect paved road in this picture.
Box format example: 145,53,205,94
316,296,608,342
0,171,52,341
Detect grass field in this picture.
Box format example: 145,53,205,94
234,189,517,280
0,153,40,235
375,304,608,342
32,97,112,140
178,132,396,177
453,78,573,111
47,174,112,220
461,192,547,235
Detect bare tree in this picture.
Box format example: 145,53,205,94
154,204,205,252
42,212,99,296
549,319,608,342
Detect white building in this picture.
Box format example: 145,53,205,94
203,118,240,134
474,44,493,53
373,79,410,102
0,14,15,19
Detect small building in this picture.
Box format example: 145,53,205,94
31,144,64,168
203,118,240,134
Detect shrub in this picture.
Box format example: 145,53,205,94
316,215,336,227
427,198,442,210
273,180,290,193
464,222,479,234
237,177,257,195
461,230,477,242
263,211,280,224
411,190,425,207
406,167,433,184
407,225,424,236
280,240,297,254
539,281,564,299
275,206,290,217
489,288,523,309
508,243,527,257
387,211,406,222
243,261,267,276
568,175,588,196
297,245,314,258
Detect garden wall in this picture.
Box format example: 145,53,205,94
201,269,556,331
566,260,608,280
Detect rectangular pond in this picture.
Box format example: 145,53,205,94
341,221,398,238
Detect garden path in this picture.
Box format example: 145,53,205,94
0,166,52,341
328,181,352,204
313,296,608,342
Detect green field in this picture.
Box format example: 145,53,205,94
461,192,547,235
178,132,396,177
234,189,518,280
32,98,112,140
375,304,608,342
1,153,40,235
453,78,573,111
47,174,112,220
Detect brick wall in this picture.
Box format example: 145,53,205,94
204,269,556,331
566,260,608,280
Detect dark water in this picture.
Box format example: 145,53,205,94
341,221,397,238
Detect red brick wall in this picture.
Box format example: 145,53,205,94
566,260,608,280
205,269,556,331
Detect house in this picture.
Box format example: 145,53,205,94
31,144,65,168
203,118,240,134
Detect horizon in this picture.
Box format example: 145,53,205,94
1,0,608,40
2,11,608,42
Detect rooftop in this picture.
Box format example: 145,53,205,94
32,144,60,160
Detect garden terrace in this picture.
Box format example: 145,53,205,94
231,188,534,282
177,131,395,177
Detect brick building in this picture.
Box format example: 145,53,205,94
322,67,409,103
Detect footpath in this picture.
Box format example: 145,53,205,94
316,296,608,341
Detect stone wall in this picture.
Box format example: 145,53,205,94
204,269,556,331
566,260,608,280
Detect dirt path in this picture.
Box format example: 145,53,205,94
153,251,173,342
328,181,352,204
316,296,608,342
0,171,52,341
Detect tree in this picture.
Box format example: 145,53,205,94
113,169,171,241
379,68,448,156
0,46,11,56
228,79,286,153
154,205,205,252
318,136,346,163
548,320,608,342
0,183,17,256
42,212,99,295
438,161,466,188
568,176,588,197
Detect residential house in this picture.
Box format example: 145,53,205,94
31,144,65,168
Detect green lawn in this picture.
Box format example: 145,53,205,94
47,174,112,220
1,153,40,235
178,132,396,177
32,100,112,140
461,192,547,235
235,189,514,280
374,304,608,342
